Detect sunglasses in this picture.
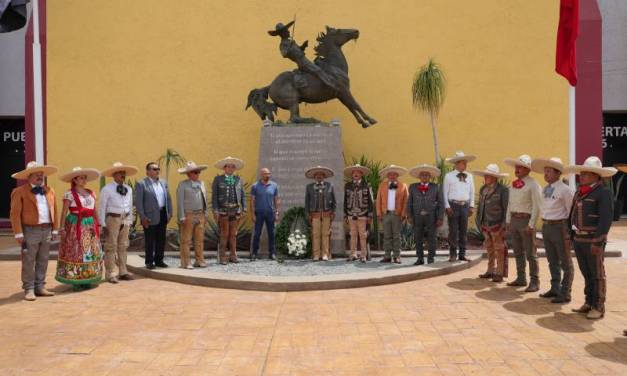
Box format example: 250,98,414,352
189,171,200,175
150,167,161,171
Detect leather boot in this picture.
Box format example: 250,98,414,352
24,289,36,301
571,304,591,313
586,309,604,320
35,288,55,296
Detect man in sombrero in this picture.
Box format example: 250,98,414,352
176,161,209,269
211,156,246,265
407,164,443,265
99,162,138,283
376,165,408,264
473,164,509,282
305,166,336,261
566,156,617,320
443,151,476,262
343,164,374,262
268,21,339,91
504,154,542,292
531,157,575,303
10,161,59,301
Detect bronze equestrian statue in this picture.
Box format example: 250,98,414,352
246,22,377,128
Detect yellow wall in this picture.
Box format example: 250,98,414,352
47,0,568,206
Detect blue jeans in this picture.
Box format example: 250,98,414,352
252,210,276,256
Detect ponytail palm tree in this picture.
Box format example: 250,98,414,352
412,58,447,165
157,148,187,183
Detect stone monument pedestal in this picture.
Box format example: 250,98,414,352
256,123,346,256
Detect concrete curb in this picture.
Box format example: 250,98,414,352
125,254,482,291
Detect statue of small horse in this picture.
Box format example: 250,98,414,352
246,26,377,128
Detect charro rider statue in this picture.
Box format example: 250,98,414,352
268,20,340,91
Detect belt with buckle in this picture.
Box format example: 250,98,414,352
511,212,531,219
24,223,51,228
543,218,567,225
450,200,468,206
419,210,429,216
106,212,130,218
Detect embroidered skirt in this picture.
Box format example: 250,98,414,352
55,214,103,285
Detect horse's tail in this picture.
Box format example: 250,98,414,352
246,86,277,121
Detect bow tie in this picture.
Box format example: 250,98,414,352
191,181,202,189
116,184,128,196
579,185,593,196
543,185,555,198
512,179,525,189
389,182,398,189
418,183,429,193
456,172,467,182
353,180,361,185
31,186,45,195
224,175,235,185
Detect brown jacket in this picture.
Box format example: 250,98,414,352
376,181,408,218
10,184,59,235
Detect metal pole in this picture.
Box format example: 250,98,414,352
569,85,576,187
32,0,45,164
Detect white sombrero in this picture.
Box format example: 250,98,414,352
409,164,441,178
504,154,532,169
530,157,565,174
178,161,208,174
59,167,100,183
214,156,244,170
379,164,407,178
101,162,139,177
305,165,334,179
344,164,370,177
471,163,509,178
445,151,476,164
565,156,617,178
11,161,58,180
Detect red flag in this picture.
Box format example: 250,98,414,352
556,0,579,86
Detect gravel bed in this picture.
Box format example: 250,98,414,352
162,256,451,276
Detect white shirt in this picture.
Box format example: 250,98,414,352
506,175,542,226
442,170,475,208
99,182,134,226
541,180,575,221
151,179,166,208
387,186,397,211
32,184,51,225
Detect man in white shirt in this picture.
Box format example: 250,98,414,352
99,162,138,283
443,151,476,262
504,155,543,292
531,157,575,303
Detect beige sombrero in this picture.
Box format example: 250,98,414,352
214,156,244,170
344,164,370,177
614,163,627,174
11,161,58,180
531,157,565,174
445,151,476,164
471,163,509,178
504,154,532,169
379,164,407,178
60,166,100,183
565,156,617,178
409,164,440,178
178,161,208,174
101,162,139,177
305,165,334,179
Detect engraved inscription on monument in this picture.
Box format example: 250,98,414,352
258,125,346,253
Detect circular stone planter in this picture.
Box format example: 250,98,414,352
126,254,482,291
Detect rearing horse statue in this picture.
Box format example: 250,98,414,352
246,25,377,128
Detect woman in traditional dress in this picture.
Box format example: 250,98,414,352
56,167,103,290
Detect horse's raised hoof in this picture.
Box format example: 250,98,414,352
368,118,378,125
361,123,370,129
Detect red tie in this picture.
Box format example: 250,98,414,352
418,183,428,193
512,179,525,189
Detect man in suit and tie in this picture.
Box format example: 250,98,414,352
10,161,59,301
407,164,443,265
135,162,173,269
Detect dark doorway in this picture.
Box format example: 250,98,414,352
0,117,25,220
602,112,627,216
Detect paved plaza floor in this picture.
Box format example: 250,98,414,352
0,256,626,375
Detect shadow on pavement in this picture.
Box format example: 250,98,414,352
535,312,595,333
585,337,627,365
446,277,493,291
475,286,525,302
502,297,563,315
